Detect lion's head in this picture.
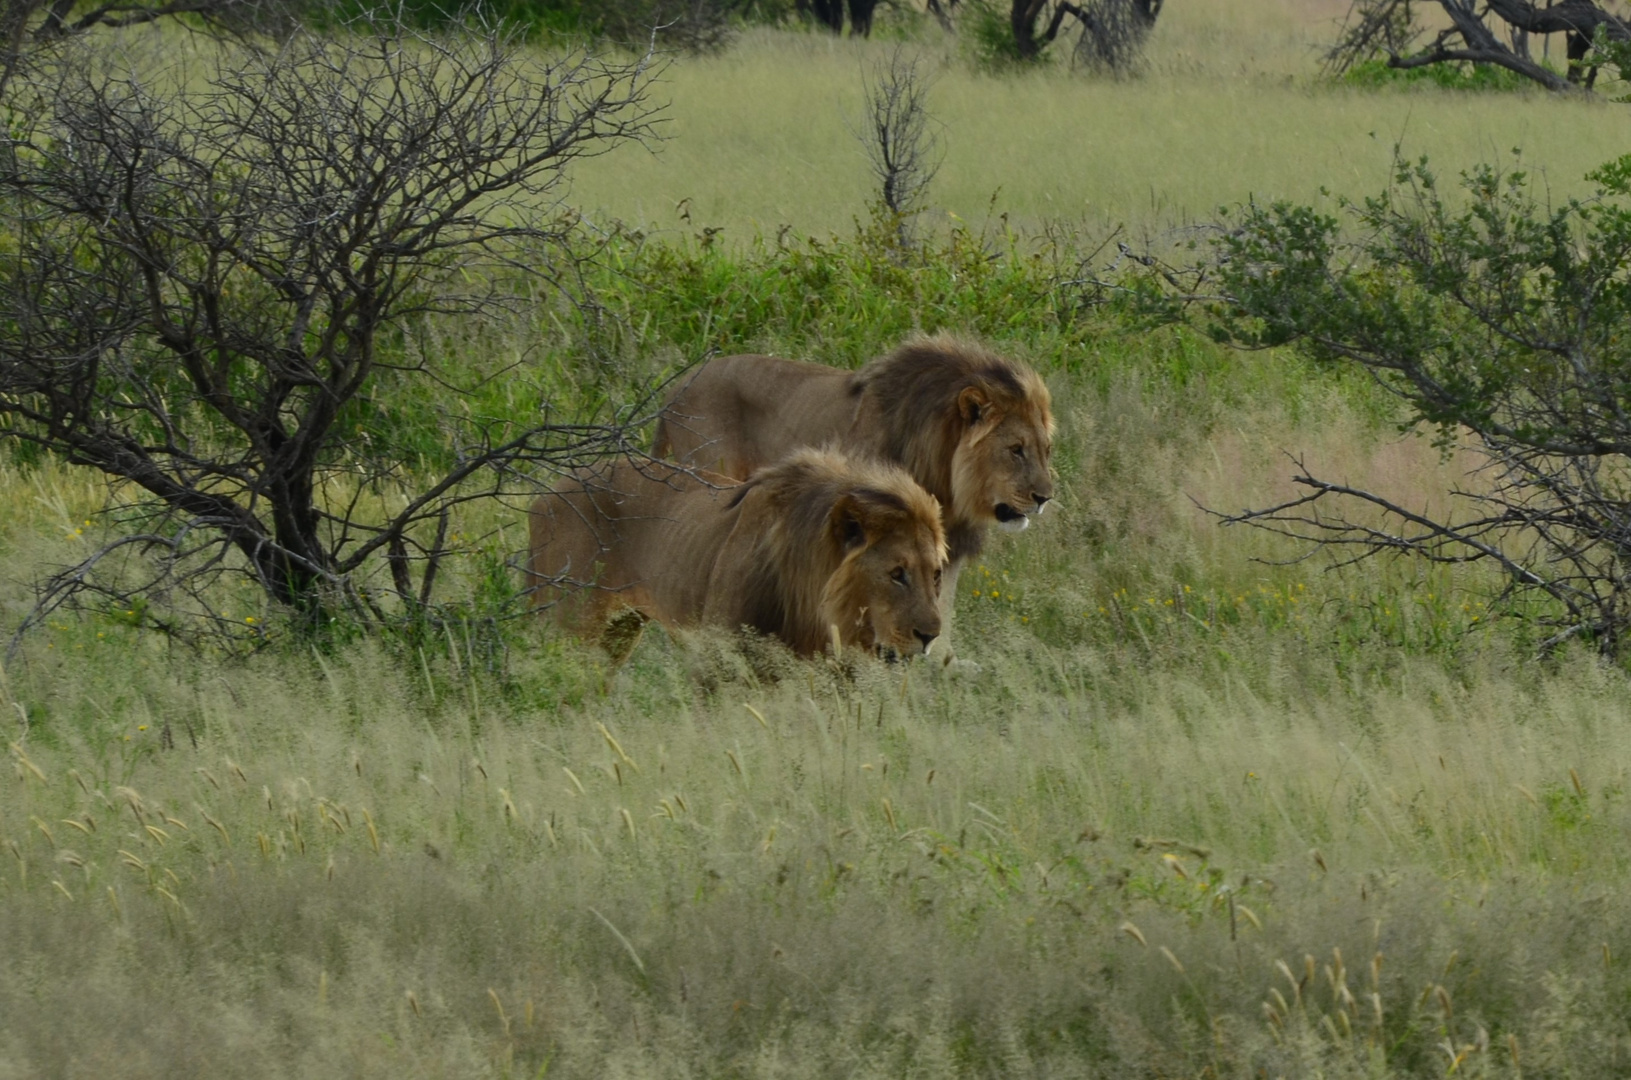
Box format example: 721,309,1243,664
855,336,1055,539
820,483,946,658
949,373,1055,534
746,449,947,658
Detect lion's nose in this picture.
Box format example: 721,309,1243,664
1033,493,1050,508
914,629,938,653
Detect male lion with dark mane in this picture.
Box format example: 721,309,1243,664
527,448,946,660
652,335,1054,641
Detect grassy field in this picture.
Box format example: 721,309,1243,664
6,6,1631,1076
571,0,1631,238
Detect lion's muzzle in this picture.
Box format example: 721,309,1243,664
995,493,1050,532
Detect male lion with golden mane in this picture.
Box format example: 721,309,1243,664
527,448,947,660
652,335,1054,634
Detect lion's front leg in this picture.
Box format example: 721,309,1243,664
935,557,966,666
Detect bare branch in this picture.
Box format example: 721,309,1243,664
851,45,942,247
0,16,669,641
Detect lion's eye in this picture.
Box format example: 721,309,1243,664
890,567,908,587
1011,444,1026,459
933,567,943,588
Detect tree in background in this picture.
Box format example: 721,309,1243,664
0,17,664,643
969,0,1161,68
1068,0,1160,71
1328,0,1631,91
794,0,879,36
1212,152,1631,656
0,0,298,95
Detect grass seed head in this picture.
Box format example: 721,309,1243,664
597,723,638,771
9,742,46,784
488,988,509,1034
1277,959,1301,1007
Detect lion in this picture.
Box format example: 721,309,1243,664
527,448,947,660
652,335,1055,630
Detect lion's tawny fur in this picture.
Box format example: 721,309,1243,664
528,449,947,658
651,336,1055,640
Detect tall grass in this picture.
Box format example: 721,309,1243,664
3,595,1628,1076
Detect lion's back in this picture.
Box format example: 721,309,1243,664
654,354,858,478
528,461,740,629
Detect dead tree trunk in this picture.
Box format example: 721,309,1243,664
1485,0,1631,83
847,0,879,36
797,0,846,32
1331,0,1630,91
1010,0,1161,64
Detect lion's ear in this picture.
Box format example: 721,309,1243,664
958,385,991,426
830,495,869,552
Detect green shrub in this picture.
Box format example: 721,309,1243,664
1343,57,1538,92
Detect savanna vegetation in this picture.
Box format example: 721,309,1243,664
4,1,1631,1076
